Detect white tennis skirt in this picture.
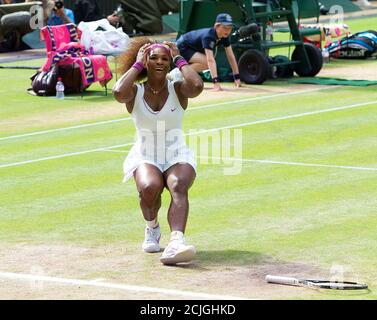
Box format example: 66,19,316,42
123,142,197,182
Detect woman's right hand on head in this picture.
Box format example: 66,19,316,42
136,43,150,64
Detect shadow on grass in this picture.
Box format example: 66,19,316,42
196,250,264,265
64,90,113,102
164,250,265,271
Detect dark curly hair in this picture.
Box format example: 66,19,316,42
116,37,171,81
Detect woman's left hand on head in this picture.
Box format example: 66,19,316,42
163,41,180,58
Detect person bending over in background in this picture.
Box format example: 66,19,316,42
174,13,241,91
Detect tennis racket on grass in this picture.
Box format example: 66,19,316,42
265,275,368,290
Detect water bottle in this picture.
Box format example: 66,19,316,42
56,77,65,100
266,21,274,41
322,49,330,63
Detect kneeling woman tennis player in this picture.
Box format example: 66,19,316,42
113,38,204,265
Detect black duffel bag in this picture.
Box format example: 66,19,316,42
30,64,59,96
29,64,83,96
57,63,83,94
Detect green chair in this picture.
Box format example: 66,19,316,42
295,0,321,22
275,0,322,40
178,0,323,84
295,0,322,38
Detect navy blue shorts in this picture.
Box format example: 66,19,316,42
177,42,198,62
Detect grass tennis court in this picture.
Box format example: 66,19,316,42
1,17,376,299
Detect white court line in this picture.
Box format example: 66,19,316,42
189,100,376,135
0,118,133,141
0,87,336,141
100,149,131,153
0,272,247,300
98,150,377,172
0,99,375,169
199,156,377,172
0,143,133,169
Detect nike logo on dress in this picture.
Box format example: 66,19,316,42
171,108,177,112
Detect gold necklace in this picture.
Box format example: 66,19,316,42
145,81,166,95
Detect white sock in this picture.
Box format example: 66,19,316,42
146,218,158,229
170,231,184,241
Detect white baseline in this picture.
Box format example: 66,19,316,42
0,271,247,300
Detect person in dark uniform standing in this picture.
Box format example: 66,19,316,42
118,0,179,35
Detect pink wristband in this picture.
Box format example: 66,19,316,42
176,59,189,70
132,61,144,72
173,56,189,70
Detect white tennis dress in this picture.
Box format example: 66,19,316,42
123,80,196,182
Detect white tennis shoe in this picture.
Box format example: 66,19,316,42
142,225,161,253
160,232,196,265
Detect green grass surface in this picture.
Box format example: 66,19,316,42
0,16,376,299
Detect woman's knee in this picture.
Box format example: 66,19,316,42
168,177,191,196
138,181,164,204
